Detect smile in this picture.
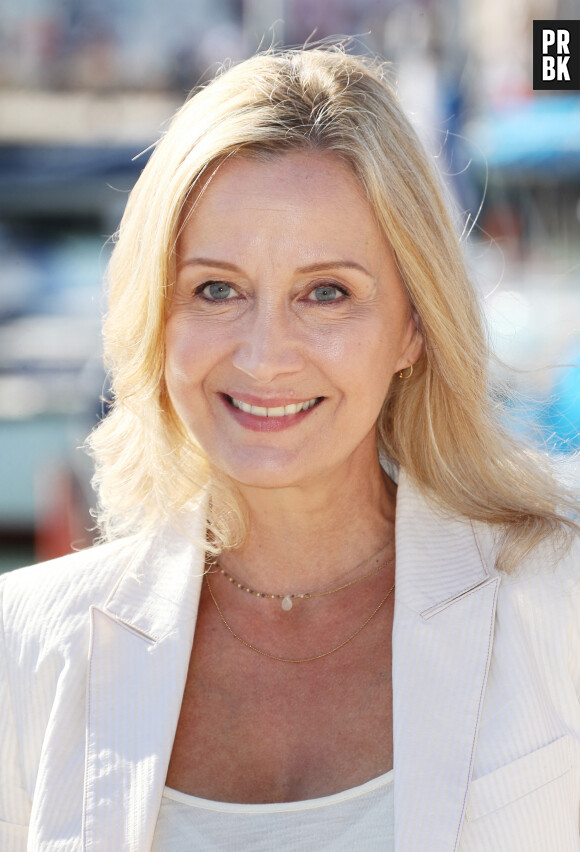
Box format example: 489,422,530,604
226,396,322,417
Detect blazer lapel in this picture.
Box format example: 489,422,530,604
82,517,206,851
393,471,500,852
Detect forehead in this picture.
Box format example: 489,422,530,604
193,149,366,201
177,150,390,264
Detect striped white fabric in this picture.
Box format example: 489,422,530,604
1,468,579,851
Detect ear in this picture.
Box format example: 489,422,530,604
395,310,424,374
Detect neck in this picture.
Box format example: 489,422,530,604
218,457,397,594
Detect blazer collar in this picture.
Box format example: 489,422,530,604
394,467,495,613
393,469,500,851
102,508,208,641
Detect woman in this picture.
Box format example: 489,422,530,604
1,47,579,851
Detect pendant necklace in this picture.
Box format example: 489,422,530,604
212,535,394,612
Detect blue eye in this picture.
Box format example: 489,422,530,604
308,285,344,302
202,282,235,300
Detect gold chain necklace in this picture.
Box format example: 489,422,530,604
213,536,394,612
205,574,395,664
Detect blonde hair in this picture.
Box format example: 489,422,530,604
88,46,578,571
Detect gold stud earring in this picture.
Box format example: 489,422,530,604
398,364,413,380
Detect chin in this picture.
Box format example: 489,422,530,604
213,447,323,491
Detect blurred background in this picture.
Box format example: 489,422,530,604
1,0,579,572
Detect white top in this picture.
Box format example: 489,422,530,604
151,770,394,851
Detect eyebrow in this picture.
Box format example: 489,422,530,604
177,257,374,279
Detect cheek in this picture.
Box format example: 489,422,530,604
318,318,401,383
164,317,219,389
358,335,406,413
164,324,215,436
164,333,210,431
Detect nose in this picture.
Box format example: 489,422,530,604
231,303,306,384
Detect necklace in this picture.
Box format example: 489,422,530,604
205,574,395,664
213,536,394,612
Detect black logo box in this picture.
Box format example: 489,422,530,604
533,20,580,90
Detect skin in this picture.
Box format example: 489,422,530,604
164,150,423,802
166,151,422,589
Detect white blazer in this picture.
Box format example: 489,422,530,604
1,469,579,851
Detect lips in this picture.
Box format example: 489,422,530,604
226,395,322,417
220,393,324,432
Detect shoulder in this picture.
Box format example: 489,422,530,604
475,522,580,616
471,527,580,786
0,533,151,645
476,523,580,683
0,514,206,645
505,532,580,646
507,531,577,604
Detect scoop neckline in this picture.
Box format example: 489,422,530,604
163,768,394,815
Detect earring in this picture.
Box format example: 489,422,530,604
398,364,413,380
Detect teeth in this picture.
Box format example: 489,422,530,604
229,397,320,417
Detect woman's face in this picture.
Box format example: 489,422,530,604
165,151,422,490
